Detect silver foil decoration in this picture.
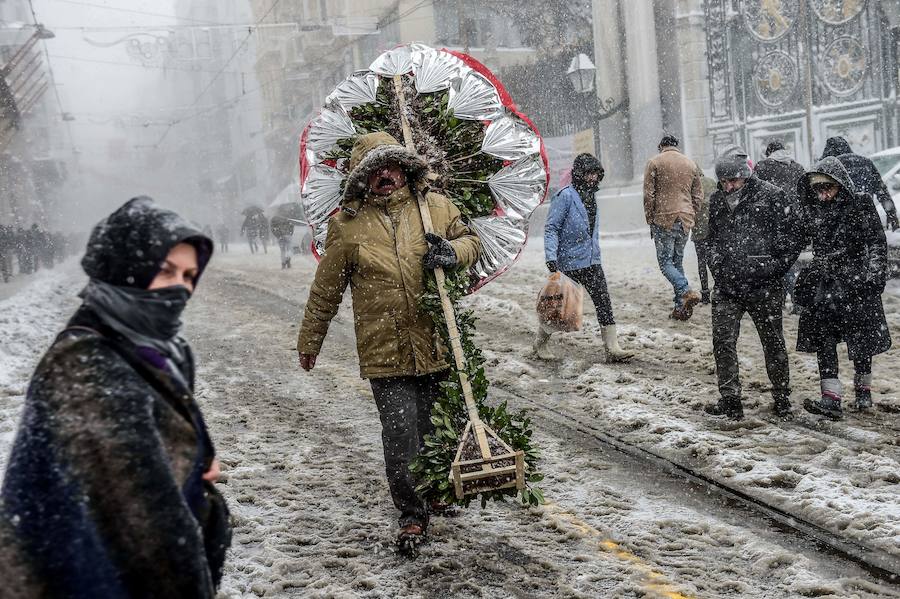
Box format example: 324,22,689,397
487,156,546,222
326,71,379,112
412,48,464,93
482,115,541,161
307,105,356,154
469,216,528,280
369,46,413,76
447,72,503,121
301,164,344,225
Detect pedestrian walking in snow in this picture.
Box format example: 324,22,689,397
794,158,892,420
755,140,807,310
0,224,13,282
0,197,231,597
241,211,260,254
296,132,481,546
216,223,230,253
703,149,804,420
820,136,900,231
270,215,295,269
691,161,716,305
642,135,703,320
537,153,633,362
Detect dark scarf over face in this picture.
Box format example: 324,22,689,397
79,279,191,369
572,153,604,234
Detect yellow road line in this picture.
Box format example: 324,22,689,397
542,500,696,599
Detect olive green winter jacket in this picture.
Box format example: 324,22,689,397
297,132,481,379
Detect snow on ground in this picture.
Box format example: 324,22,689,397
1,243,900,596
474,235,900,561
0,263,83,472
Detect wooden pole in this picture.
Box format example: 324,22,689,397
391,75,492,461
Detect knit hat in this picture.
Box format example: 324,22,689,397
714,149,752,180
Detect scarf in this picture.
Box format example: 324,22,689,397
574,182,599,234
79,279,190,370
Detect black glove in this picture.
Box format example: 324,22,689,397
887,210,900,232
546,260,558,273
423,232,457,269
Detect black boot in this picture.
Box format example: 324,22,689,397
804,379,842,420
773,393,793,420
704,396,744,420
854,373,873,410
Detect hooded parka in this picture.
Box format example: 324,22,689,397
754,149,806,202
794,157,892,360
297,132,481,379
820,136,896,217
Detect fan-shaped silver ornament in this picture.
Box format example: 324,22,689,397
301,164,344,225
325,71,379,112
487,156,547,223
469,216,528,280
311,220,329,256
306,106,356,154
412,48,465,93
482,115,541,161
447,72,504,121
369,46,413,76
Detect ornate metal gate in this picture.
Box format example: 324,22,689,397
704,0,898,164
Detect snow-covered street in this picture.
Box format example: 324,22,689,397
3,239,898,598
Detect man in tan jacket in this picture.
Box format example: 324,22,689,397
643,135,703,320
297,132,480,545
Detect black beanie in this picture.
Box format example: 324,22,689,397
81,196,213,289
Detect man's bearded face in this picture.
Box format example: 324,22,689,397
368,164,407,196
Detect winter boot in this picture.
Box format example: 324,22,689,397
704,396,744,420
804,378,843,420
601,325,634,363
854,373,873,410
772,392,793,420
532,326,556,360
396,522,426,557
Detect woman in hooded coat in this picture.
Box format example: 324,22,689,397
794,158,892,420
0,197,230,598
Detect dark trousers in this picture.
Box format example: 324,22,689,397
370,372,444,527
565,264,615,326
712,286,790,402
817,344,872,378
695,241,711,293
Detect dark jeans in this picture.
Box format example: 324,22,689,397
817,344,872,378
712,286,790,402
370,372,444,528
694,240,710,293
564,264,615,326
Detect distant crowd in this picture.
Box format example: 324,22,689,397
0,224,81,284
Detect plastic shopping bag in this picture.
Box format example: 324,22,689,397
536,272,584,332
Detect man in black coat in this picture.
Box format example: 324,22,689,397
703,149,804,420
820,136,899,231
794,157,891,420
754,141,807,309
0,224,12,282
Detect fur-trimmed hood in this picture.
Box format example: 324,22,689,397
342,132,427,215
797,156,857,206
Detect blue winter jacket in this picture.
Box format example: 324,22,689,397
544,185,602,271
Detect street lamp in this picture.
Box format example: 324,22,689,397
566,53,627,160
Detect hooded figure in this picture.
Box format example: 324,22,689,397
820,136,899,231
296,132,480,545
540,153,633,362
0,197,230,598
794,157,891,420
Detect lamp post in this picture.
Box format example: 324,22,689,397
566,53,626,160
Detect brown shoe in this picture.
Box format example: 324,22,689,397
669,306,691,321
397,522,426,556
682,290,701,310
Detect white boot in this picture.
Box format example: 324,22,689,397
601,325,634,363
532,326,556,360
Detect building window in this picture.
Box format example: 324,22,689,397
434,0,523,48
